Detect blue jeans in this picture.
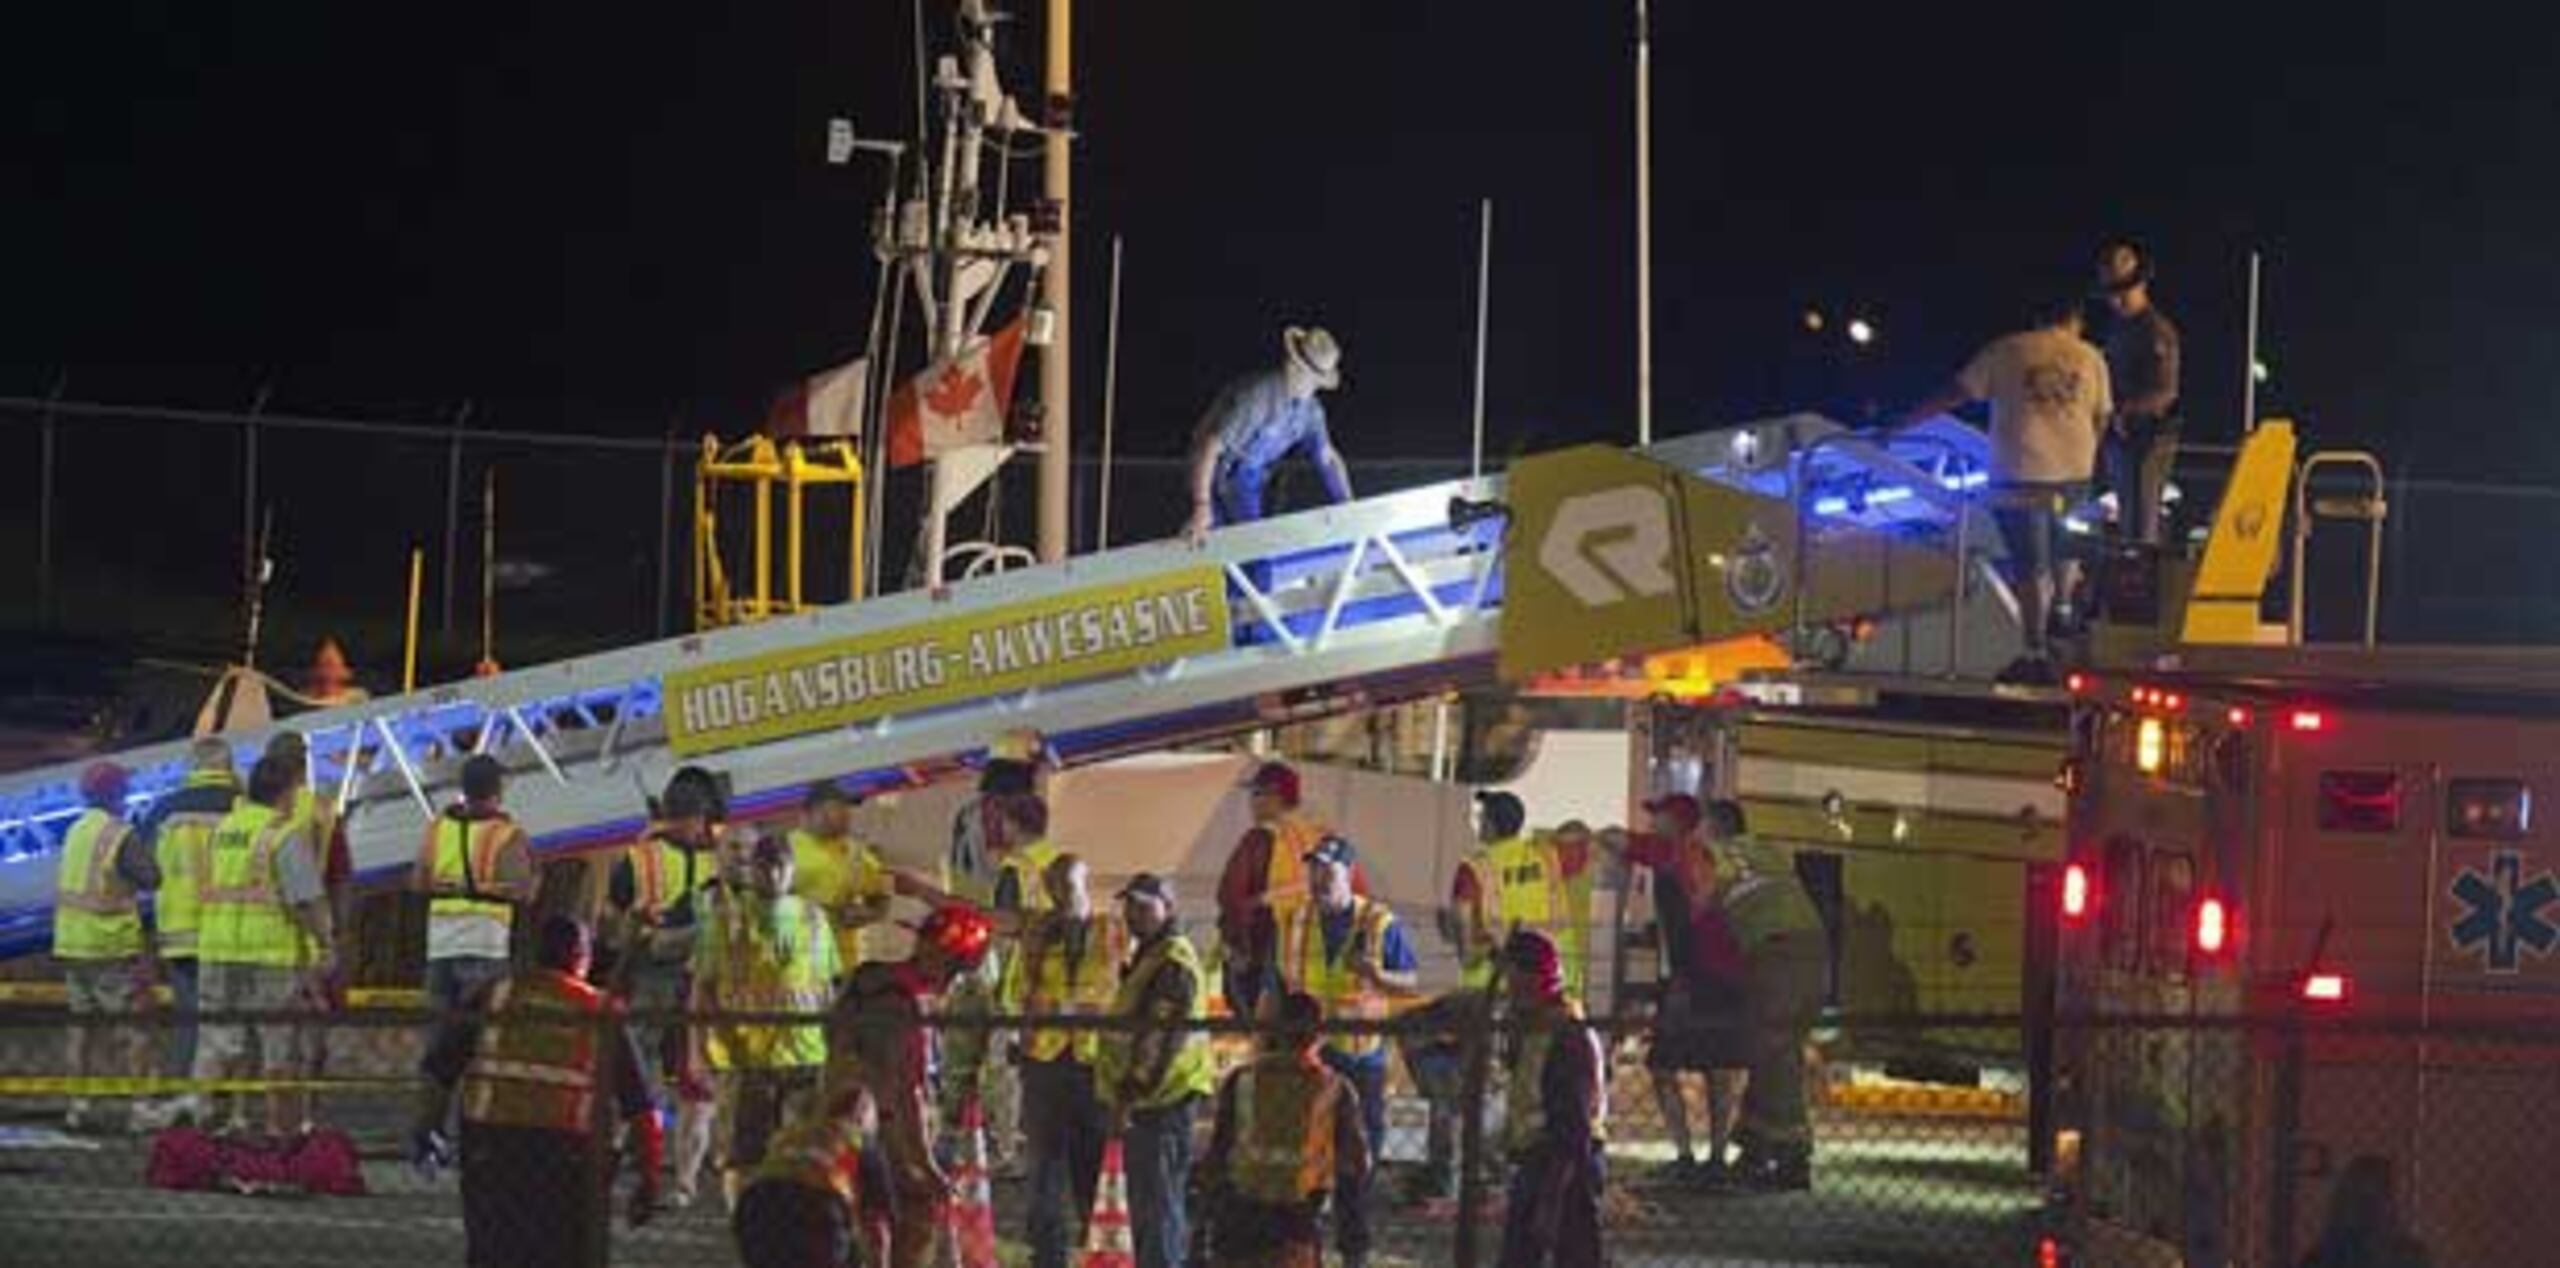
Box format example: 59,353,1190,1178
1023,1059,1105,1268
1320,1049,1388,1258
1125,1096,1199,1268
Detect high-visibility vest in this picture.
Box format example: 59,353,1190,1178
197,803,306,968
628,838,712,921
1258,813,1329,928
152,775,237,959
54,809,142,961
1483,834,1589,999
790,828,889,968
702,893,835,1070
749,1109,865,1202
1277,898,1395,1059
1716,834,1823,948
1454,851,1498,990
420,813,519,945
1504,999,1608,1158
994,837,1062,917
1226,1054,1345,1205
460,969,607,1134
1097,931,1219,1109
1019,913,1129,1065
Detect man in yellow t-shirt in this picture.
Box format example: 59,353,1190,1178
788,781,895,973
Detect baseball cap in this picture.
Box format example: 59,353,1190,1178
1116,872,1177,904
1504,928,1564,993
1643,792,1703,828
1247,762,1302,804
1302,835,1357,868
80,761,131,805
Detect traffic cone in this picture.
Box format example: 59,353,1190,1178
1077,1136,1136,1268
945,1094,999,1268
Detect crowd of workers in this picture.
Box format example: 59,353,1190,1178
51,718,1826,1267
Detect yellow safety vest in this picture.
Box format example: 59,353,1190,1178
197,803,306,968
1227,1054,1345,1205
628,837,712,920
1716,834,1823,948
54,809,142,961
1483,834,1589,999
1504,999,1608,1158
1097,931,1219,1109
702,893,836,1070
1259,813,1329,929
461,970,606,1134
1018,913,1129,1065
994,837,1063,916
790,828,890,968
1277,898,1395,1059
151,775,236,960
1455,852,1498,990
421,813,519,939
749,1109,865,1202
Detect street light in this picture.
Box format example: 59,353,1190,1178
1847,317,1876,346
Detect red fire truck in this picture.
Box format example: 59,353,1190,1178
2050,645,2560,1266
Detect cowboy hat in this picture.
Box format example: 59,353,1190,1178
1283,326,1344,390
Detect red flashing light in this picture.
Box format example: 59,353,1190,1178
2131,686,2153,705
2195,897,2231,955
2227,706,2253,728
2037,1236,2062,1268
2163,692,2184,711
2290,710,2327,733
2065,671,2091,695
2302,972,2349,1004
2062,862,2093,922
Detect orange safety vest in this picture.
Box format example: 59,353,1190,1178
1258,812,1329,924
749,1108,866,1203
628,837,711,920
1276,897,1395,1059
1227,1054,1345,1205
461,970,608,1134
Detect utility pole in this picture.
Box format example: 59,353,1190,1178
1037,0,1073,561
1634,0,1655,448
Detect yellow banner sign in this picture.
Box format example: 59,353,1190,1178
664,567,1232,757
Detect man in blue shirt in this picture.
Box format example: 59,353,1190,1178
1271,836,1418,1268
1182,326,1354,545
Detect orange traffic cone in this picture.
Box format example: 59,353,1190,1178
946,1094,999,1268
1077,1136,1137,1268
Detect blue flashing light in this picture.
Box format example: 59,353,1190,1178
1811,469,1988,518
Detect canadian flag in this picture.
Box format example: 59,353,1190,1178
885,318,1028,469
764,354,870,438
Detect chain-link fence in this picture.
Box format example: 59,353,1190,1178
5,996,2547,1267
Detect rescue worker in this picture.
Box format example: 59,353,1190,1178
414,755,535,1036
194,753,336,1137
53,761,160,1132
606,766,726,1204
690,832,839,1211
413,916,662,1268
1012,853,1125,1268
822,903,996,1268
1707,798,1828,1190
1464,793,1595,1000
1603,795,1748,1184
1270,837,1417,1268
728,1077,869,1268
789,779,895,973
1215,762,1360,1018
134,736,239,1127
1495,930,1607,1268
941,729,1046,1169
1096,872,1217,1268
263,729,354,1131
1182,326,1352,545
1198,990,1370,1268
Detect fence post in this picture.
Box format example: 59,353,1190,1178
1452,1009,1497,1268
586,1006,618,1268
2266,1013,2305,1267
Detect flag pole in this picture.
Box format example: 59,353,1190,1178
1098,234,1124,550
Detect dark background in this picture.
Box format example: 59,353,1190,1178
5,3,2560,678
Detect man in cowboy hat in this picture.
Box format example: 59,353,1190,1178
1182,326,1353,546
2092,242,2183,545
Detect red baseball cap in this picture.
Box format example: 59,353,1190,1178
1642,792,1702,828
1247,762,1301,805
79,761,131,806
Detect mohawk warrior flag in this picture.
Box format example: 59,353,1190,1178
885,317,1028,468
764,354,870,438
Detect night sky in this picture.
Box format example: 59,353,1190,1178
11,4,2560,483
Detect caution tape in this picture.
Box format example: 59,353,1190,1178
0,983,426,1009
0,1074,415,1096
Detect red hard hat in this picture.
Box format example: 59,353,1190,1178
914,904,994,970
1248,762,1302,805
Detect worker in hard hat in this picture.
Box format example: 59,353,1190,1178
1197,990,1370,1268
194,752,337,1137
823,903,995,1268
688,831,839,1211
1097,872,1217,1268
940,729,1046,1170
1215,761,1363,1019
303,638,370,708
1707,798,1828,1191
606,765,727,1204
1495,929,1608,1268
788,780,896,974
133,736,240,1128
53,761,161,1133
414,756,535,1065
1461,793,1595,1000
413,915,662,1267
727,1079,869,1268
1182,326,1352,546
1270,836,1417,1268
1009,852,1124,1268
